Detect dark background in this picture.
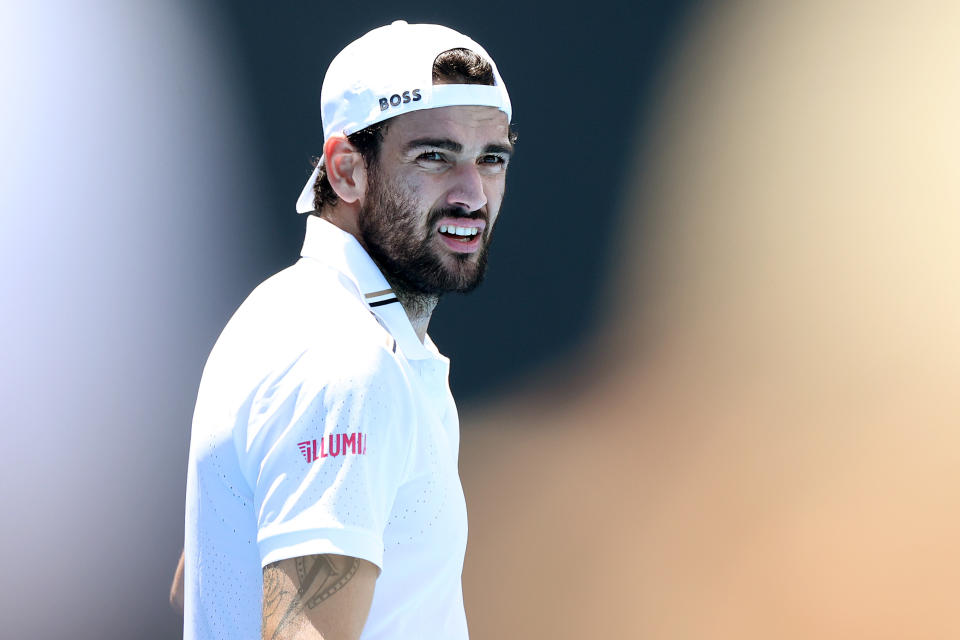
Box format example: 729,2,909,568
207,0,697,403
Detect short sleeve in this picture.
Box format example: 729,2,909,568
240,338,417,570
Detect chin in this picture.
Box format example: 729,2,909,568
450,268,486,294
443,255,485,288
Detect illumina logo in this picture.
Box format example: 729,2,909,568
297,433,368,463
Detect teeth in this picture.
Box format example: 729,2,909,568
439,225,480,236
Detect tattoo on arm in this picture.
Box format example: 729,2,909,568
262,566,291,628
294,555,360,608
263,555,361,639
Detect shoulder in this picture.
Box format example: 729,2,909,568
221,259,390,352
291,327,409,407
202,259,402,400
256,264,407,394
244,259,368,326
234,279,414,453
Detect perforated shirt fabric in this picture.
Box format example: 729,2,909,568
183,216,468,639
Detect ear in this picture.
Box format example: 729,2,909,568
324,135,367,204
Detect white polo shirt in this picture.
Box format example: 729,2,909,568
184,216,468,639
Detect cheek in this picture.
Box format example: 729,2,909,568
482,171,506,196
484,178,506,214
486,201,502,231
398,174,445,210
380,176,430,219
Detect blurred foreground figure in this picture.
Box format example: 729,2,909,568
461,1,960,638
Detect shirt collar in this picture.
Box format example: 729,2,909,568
300,215,441,362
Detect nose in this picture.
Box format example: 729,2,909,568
446,163,487,213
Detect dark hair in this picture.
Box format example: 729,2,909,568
310,48,510,213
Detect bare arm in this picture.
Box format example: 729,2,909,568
262,554,378,640
170,550,185,613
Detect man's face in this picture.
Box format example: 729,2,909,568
357,105,512,295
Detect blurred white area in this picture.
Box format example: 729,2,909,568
1,1,267,637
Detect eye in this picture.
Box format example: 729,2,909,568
417,151,446,162
478,154,508,171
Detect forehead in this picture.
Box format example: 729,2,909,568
383,105,511,149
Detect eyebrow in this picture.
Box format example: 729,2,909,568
404,137,514,156
483,143,514,156
405,137,462,153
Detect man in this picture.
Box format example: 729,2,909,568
181,21,514,639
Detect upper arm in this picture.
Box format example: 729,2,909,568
262,553,378,640
251,341,417,570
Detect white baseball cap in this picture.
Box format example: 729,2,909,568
295,20,512,214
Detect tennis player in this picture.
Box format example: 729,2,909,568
180,21,515,640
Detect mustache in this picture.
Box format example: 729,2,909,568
427,206,487,227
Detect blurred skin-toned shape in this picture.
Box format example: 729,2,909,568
460,1,960,638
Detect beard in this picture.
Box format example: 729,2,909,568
357,166,494,298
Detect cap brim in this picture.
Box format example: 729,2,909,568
296,163,322,214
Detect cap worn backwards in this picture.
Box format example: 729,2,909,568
295,20,512,214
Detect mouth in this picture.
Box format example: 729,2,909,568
435,217,486,253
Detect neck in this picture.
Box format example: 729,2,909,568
319,207,360,238
391,286,438,343
320,210,439,343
